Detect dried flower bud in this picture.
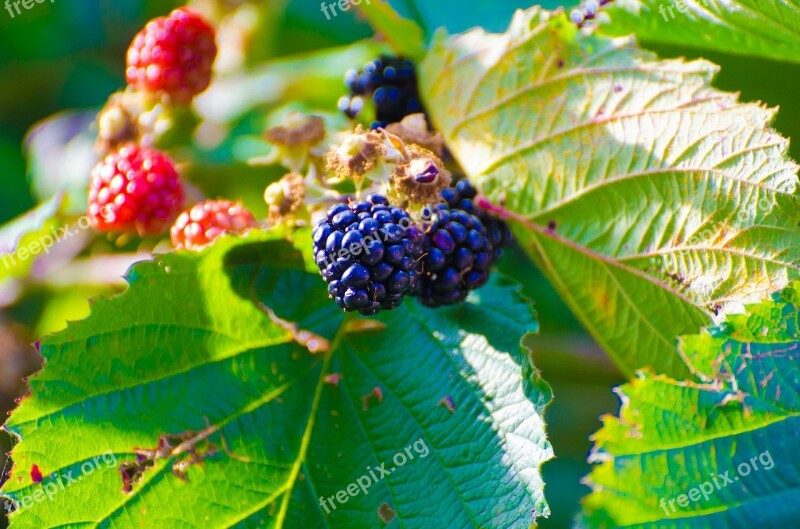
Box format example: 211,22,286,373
265,113,325,147
391,144,452,204
260,112,326,172
94,90,171,156
265,172,307,225
325,125,386,185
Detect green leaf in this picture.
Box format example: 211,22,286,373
2,230,553,529
0,194,64,282
420,6,800,379
579,282,800,528
354,0,426,61
600,0,800,65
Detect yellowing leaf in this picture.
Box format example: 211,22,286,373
420,7,800,378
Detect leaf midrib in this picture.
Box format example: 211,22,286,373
11,328,296,431
517,215,715,318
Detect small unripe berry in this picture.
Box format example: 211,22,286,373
171,200,259,250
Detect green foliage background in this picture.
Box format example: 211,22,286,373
1,1,800,527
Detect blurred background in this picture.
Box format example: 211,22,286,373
1,1,800,527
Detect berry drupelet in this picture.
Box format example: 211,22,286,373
313,195,423,315
338,56,424,128
440,179,513,262
415,203,494,307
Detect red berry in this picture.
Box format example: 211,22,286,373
171,200,259,250
126,8,217,103
88,145,185,236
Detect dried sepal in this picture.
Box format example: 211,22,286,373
259,112,326,172
385,113,444,158
325,125,387,185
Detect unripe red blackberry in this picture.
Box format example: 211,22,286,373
126,8,217,103
313,195,423,315
171,200,258,250
88,144,185,236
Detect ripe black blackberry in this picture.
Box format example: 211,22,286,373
415,203,494,307
440,180,513,261
313,194,423,315
338,56,424,129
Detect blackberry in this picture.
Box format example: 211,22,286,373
415,203,494,307
338,56,424,129
440,180,513,261
313,195,423,315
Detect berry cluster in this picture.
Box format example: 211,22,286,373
338,56,424,129
89,8,258,250
570,0,614,27
312,195,423,315
313,181,513,313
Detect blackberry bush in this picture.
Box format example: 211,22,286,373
9,3,800,529
338,56,424,128
312,194,423,315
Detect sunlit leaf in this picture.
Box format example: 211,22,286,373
580,283,800,528
420,6,800,378
2,231,553,529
